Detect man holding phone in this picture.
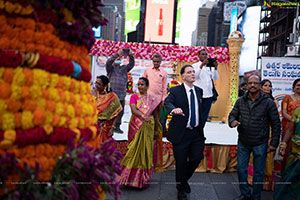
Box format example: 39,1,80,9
106,48,135,133
192,49,219,127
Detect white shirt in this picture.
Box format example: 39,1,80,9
192,61,219,98
183,83,199,128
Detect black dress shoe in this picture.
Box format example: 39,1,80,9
233,195,251,200
177,191,187,200
184,182,191,193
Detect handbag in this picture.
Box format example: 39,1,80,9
211,79,219,104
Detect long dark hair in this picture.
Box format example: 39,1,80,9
261,79,274,100
96,75,111,93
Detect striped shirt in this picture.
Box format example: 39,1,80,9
106,53,135,100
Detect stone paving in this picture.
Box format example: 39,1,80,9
106,171,274,200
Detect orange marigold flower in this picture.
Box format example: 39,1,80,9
14,112,22,128
21,86,30,99
5,98,21,113
69,79,76,91
42,88,49,99
43,124,53,135
22,99,36,111
74,103,82,116
21,29,34,43
45,100,56,112
3,68,14,84
56,77,64,89
52,114,60,126
0,82,11,99
57,88,65,101
4,130,16,142
25,42,36,52
23,68,33,86
0,36,10,49
33,109,46,126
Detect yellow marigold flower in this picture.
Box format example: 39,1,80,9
0,67,5,79
43,124,53,135
64,91,70,102
49,74,59,88
20,5,33,15
89,126,97,139
0,1,4,9
72,128,81,142
36,98,46,109
0,140,12,149
11,85,22,100
12,68,26,86
14,3,22,14
44,111,53,125
73,81,80,94
21,111,34,129
0,99,7,115
33,69,48,89
5,1,15,14
87,104,95,116
48,88,60,102
86,84,91,94
62,8,75,22
58,116,67,127
30,84,42,100
55,102,64,115
67,105,75,118
81,95,88,103
79,118,85,129
80,82,87,94
2,112,15,130
4,130,16,142
62,76,71,90
74,94,81,103
69,118,79,129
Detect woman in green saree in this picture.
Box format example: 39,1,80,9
118,77,161,188
274,107,300,200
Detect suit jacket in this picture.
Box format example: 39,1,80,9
165,84,205,145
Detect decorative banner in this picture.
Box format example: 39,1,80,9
90,40,230,63
91,56,174,93
125,0,141,35
261,56,300,112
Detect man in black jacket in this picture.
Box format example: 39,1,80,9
228,75,281,200
165,65,205,200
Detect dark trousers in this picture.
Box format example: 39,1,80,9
172,128,205,192
115,100,125,128
201,97,213,128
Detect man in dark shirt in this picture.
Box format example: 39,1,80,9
106,49,135,133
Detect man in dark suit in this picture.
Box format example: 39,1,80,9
165,65,205,200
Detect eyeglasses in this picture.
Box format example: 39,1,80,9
247,82,260,85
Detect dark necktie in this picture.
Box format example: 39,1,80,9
190,89,196,127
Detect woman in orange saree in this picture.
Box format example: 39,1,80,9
118,77,162,188
281,78,300,172
95,75,122,143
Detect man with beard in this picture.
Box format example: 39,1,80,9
228,75,281,200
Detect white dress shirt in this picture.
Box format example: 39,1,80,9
192,61,219,98
183,83,199,128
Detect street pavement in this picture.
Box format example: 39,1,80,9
105,170,274,200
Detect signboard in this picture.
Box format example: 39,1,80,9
175,0,182,39
261,56,300,112
144,0,175,43
223,1,247,22
125,0,141,35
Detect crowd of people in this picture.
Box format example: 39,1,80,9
92,47,300,200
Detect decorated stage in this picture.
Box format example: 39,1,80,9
113,101,238,173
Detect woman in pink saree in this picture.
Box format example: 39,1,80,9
118,77,162,188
